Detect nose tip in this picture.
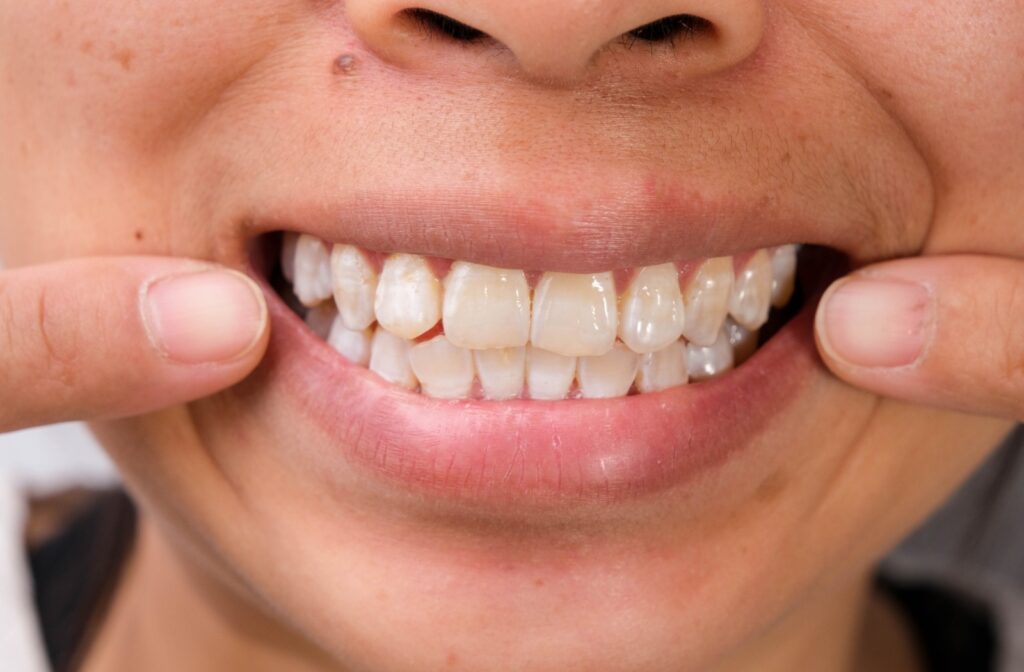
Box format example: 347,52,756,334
348,0,766,85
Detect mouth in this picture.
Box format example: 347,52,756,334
246,215,845,507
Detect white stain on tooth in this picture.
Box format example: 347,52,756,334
474,347,526,401
369,328,418,390
619,263,686,354
725,318,758,365
682,257,733,347
409,335,475,399
770,244,798,308
531,272,617,357
293,234,333,307
728,249,772,330
687,328,735,381
327,318,373,366
526,346,577,400
577,343,639,399
331,244,378,330
443,262,531,349
636,341,689,393
374,254,442,339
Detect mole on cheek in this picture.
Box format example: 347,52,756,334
332,53,359,76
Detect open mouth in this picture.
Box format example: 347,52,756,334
248,227,844,506
266,234,806,400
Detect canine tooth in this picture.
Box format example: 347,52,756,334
682,257,733,347
531,272,617,357
443,262,530,349
331,245,378,330
770,245,798,308
304,303,338,340
369,329,418,390
526,346,577,400
281,232,299,283
619,263,686,354
374,253,442,339
409,336,475,399
729,249,772,330
687,328,735,381
293,235,334,307
577,343,639,399
636,341,689,393
725,318,758,365
474,348,526,400
327,318,373,366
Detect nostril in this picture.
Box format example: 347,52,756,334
625,14,714,45
404,8,490,43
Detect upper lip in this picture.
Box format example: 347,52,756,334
239,176,883,272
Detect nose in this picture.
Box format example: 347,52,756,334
347,0,765,85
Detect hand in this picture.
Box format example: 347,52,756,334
0,257,270,433
815,255,1024,420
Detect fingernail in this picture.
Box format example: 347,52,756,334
142,269,267,364
818,277,932,368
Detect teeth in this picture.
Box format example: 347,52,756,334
531,272,617,357
728,249,772,330
526,346,577,400
293,235,334,307
327,318,373,366
374,254,442,339
681,257,733,347
331,245,378,330
443,262,531,349
281,232,299,283
636,341,689,393
408,335,475,399
724,318,758,365
577,343,639,399
770,245,798,308
687,328,735,381
369,329,418,390
618,263,686,354
474,347,526,400
304,303,338,340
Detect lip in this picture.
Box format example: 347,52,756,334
250,243,837,509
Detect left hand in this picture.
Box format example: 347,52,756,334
815,254,1024,421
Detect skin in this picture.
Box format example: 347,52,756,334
1,1,1022,671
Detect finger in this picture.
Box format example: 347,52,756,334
0,257,269,432
814,255,1024,420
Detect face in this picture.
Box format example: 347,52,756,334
2,1,1021,670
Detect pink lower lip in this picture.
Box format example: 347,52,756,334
257,278,822,507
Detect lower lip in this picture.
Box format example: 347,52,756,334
255,272,823,508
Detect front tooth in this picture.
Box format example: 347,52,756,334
687,328,735,381
408,335,475,399
331,245,378,330
293,234,334,307
526,346,577,400
577,343,638,399
281,232,299,283
474,347,526,400
304,303,338,339
443,262,531,349
636,341,689,393
729,249,772,330
725,318,758,365
374,254,442,339
369,328,418,390
770,245,798,308
531,272,617,357
619,263,686,354
327,318,373,366
681,257,733,347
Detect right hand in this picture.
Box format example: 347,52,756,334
0,257,270,433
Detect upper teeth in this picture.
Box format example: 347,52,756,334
285,233,799,401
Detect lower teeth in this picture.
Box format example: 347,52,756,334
277,235,803,401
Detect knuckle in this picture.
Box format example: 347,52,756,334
0,274,80,391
